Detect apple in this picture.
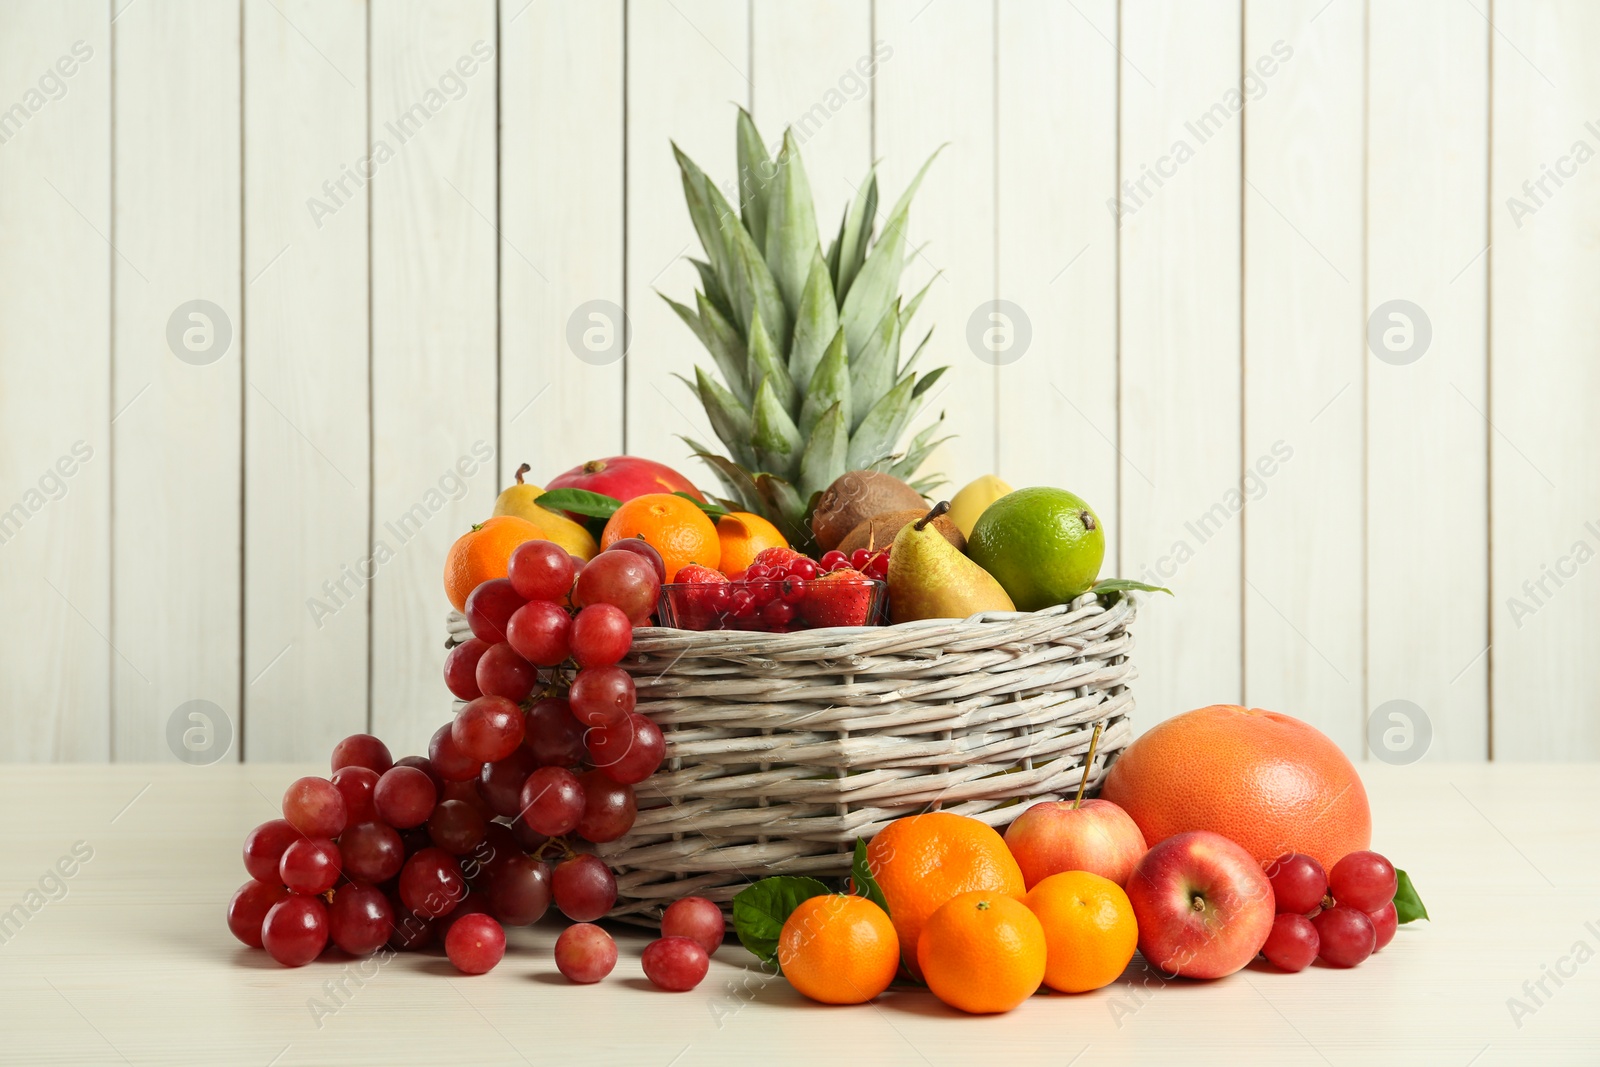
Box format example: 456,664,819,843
1125,830,1274,979
1004,798,1147,889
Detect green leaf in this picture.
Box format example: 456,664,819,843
902,326,935,375
764,129,820,319
836,168,878,302
1394,869,1429,924
838,210,905,360
888,424,953,482
747,309,798,418
731,876,831,969
693,292,751,406
850,840,890,915
673,144,730,290
755,473,812,546
899,273,938,333
849,302,902,433
684,441,766,514
735,108,774,249
532,488,624,520
798,328,850,439
719,183,791,351
751,378,804,481
788,254,839,394
913,365,948,398
846,374,916,471
693,366,756,468
797,402,848,501
824,207,846,291
1092,578,1173,597
690,258,735,325
674,491,728,521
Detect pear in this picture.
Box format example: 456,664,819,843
947,474,1014,538
492,464,599,560
888,502,1016,623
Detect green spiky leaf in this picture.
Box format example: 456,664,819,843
798,329,850,438
788,254,839,394
690,258,734,324
798,402,848,500
735,109,774,249
845,375,916,470
752,378,803,480
764,129,820,318
849,302,902,432
836,168,878,302
747,309,797,418
693,366,756,468
693,291,750,406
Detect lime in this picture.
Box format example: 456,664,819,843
966,487,1104,611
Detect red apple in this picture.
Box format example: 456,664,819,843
545,457,705,519
1004,799,1148,889
1125,830,1275,979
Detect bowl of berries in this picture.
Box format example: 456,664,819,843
657,549,890,632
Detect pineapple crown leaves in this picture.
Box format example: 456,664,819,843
660,109,950,538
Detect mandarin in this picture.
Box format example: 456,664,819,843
600,493,719,581
777,894,899,1005
443,516,546,611
916,892,1045,1014
715,512,789,576
1024,870,1137,993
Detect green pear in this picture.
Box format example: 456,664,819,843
888,502,1017,623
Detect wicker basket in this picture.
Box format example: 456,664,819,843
445,589,1137,923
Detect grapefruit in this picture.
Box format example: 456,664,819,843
1100,705,1370,874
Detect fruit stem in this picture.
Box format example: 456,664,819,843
914,501,951,531
1081,510,1097,532
515,463,530,485
1071,721,1106,810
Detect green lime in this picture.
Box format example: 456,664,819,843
966,487,1104,611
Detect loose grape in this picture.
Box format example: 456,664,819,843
338,821,404,884
475,641,538,703
574,771,636,843
282,776,347,839
1329,850,1397,913
574,550,660,623
570,603,633,668
331,765,380,824
443,638,489,701
242,819,299,884
486,853,552,926
399,847,467,920
478,749,539,819
569,666,636,729
328,883,394,956
373,765,438,829
262,894,329,967
454,695,526,764
434,892,491,939
331,734,393,775
429,723,482,783
1312,905,1376,968
641,936,709,991
445,913,506,975
1266,852,1328,915
519,766,585,837
606,537,667,583
1261,912,1319,972
508,540,577,602
554,923,617,983
428,799,489,856
465,578,527,643
279,837,341,895
661,896,725,956
1368,901,1398,951
227,880,288,949
524,698,586,767
551,853,616,922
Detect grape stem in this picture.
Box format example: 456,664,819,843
1071,721,1106,810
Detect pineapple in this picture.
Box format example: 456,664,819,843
662,110,950,551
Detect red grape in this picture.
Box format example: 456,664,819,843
1312,905,1376,968
328,883,394,956
374,765,438,829
394,754,443,791
339,821,404,884
509,818,548,852
434,891,492,939
441,778,493,817
332,765,380,824
574,550,660,623
605,537,666,583
243,819,299,884
445,913,506,975
465,577,527,643
525,698,586,767
282,776,347,838
428,799,489,856
444,638,489,701
554,923,617,983
569,666,636,729
399,847,467,920
551,853,616,922
574,770,636,843
1266,852,1328,915
1329,850,1397,913
463,822,519,886
227,880,288,948
661,896,724,955
507,600,573,667
1368,901,1398,951
262,894,329,967
1261,912,1319,972
519,766,585,837
331,733,393,775
478,749,539,818
570,604,633,668
475,641,538,702
642,936,710,991
385,892,433,951
585,712,665,785
508,540,577,601
429,723,482,783
486,853,552,925
454,695,526,764
280,837,341,895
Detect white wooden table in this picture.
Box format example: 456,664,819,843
2,763,1595,1066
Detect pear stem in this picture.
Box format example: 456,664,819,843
914,501,951,531
514,463,530,485
1071,720,1106,810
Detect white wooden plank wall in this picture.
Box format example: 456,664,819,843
1,0,1596,765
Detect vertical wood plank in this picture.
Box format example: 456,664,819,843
0,1,111,760
243,0,371,761
874,0,996,493
1367,0,1489,761
369,0,499,756
1119,0,1241,731
1241,1,1365,752
499,0,625,484
624,0,749,474
112,0,242,761
996,0,1119,577
1490,0,1600,759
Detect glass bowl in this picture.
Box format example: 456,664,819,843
657,578,888,632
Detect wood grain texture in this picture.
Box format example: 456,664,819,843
1242,2,1365,752
242,0,371,760
1367,0,1489,761
111,0,242,760
1489,1,1600,759
996,0,1120,577
0,1,111,760
368,0,499,758
499,0,625,483
1118,0,1242,731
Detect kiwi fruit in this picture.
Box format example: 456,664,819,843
810,470,926,552
837,509,965,556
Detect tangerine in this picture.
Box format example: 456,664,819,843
1023,871,1137,993
715,512,789,576
600,493,719,581
916,891,1045,1014
443,516,546,611
777,894,899,1005
865,811,1026,980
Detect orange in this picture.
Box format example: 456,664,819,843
600,493,720,582
777,894,899,1005
916,892,1045,1014
715,511,788,576
1101,704,1371,874
443,515,546,611
1023,871,1137,993
865,811,1026,980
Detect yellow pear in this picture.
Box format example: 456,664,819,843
948,474,1015,538
492,464,599,560
888,502,1016,623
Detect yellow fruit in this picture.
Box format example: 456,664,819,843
1024,871,1138,993
492,464,598,561
947,474,1014,537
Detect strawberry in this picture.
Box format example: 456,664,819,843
799,568,878,628
752,546,806,570
670,564,729,630
675,564,728,585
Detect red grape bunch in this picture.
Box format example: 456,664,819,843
1261,849,1403,972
